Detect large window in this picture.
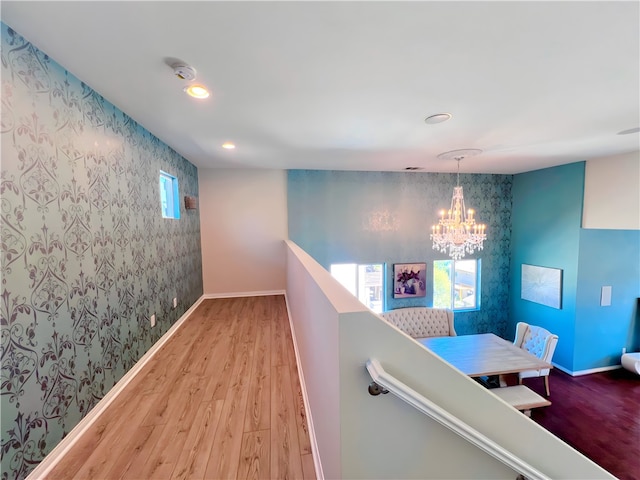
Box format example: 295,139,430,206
330,263,384,313
159,171,180,219
433,259,480,311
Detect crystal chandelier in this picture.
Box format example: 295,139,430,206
430,156,486,260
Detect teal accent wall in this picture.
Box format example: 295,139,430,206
288,170,513,337
509,162,584,371
510,161,640,373
575,229,640,370
0,23,203,478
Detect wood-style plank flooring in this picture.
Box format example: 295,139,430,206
527,368,640,480
44,294,638,480
45,296,315,480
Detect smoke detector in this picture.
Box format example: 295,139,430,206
172,63,197,81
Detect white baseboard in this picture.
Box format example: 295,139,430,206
202,289,285,299
553,362,622,377
26,295,206,480
284,292,324,480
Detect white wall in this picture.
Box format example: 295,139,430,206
583,151,640,229
286,241,612,479
286,241,345,480
198,168,288,295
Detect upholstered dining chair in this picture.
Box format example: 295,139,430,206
513,322,559,396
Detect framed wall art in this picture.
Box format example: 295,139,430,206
393,263,427,299
521,264,563,309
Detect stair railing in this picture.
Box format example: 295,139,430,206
366,358,550,480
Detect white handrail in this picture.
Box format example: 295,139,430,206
366,358,551,480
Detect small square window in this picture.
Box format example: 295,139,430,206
433,259,480,311
159,171,180,219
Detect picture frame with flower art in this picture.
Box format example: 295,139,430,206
393,263,427,298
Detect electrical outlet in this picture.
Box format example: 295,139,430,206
150,314,156,327
172,297,177,309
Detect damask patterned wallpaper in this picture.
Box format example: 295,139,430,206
288,170,513,337
0,23,203,479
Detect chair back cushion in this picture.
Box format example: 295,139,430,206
381,307,455,338
514,322,558,377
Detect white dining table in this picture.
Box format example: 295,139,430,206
420,333,552,378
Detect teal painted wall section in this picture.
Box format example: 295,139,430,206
575,229,640,370
509,162,585,372
0,23,203,478
288,170,513,336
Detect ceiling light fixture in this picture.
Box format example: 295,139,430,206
184,84,210,99
222,142,236,149
425,113,452,124
431,149,486,260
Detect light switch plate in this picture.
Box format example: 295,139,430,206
600,286,612,306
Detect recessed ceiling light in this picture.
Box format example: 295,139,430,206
425,113,452,124
184,84,210,99
617,127,640,135
222,142,236,149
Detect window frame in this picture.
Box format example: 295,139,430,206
433,258,481,312
159,171,180,219
330,263,385,313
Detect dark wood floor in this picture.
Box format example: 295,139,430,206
524,368,640,480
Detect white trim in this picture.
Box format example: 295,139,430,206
551,363,573,375
555,363,622,377
284,292,324,480
26,295,206,480
202,289,285,299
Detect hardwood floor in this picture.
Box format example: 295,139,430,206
44,295,638,479
527,367,640,480
45,296,315,480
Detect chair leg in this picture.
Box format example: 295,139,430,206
544,376,550,397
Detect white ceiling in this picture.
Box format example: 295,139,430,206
2,1,639,174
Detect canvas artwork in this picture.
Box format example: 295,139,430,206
521,264,563,309
394,263,427,298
